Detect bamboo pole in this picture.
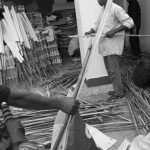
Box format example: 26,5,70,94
51,0,113,150
126,92,139,135
22,12,38,42
17,13,31,49
10,6,24,43
51,38,93,150
0,21,4,53
3,5,19,42
75,0,113,100
1,19,24,62
68,34,150,38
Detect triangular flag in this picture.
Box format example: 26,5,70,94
65,112,100,150
51,111,99,150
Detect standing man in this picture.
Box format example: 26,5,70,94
127,0,141,56
0,84,80,149
85,0,134,101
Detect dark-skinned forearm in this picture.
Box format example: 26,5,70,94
112,25,129,34
7,90,62,110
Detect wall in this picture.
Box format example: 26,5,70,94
36,0,54,16
54,0,66,4
75,0,150,82
74,0,125,81
138,0,150,52
52,0,74,11
121,0,150,52
75,0,108,80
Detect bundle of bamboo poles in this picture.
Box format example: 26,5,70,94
42,63,81,94
120,53,150,134
0,98,132,145
0,5,60,88
1,51,150,146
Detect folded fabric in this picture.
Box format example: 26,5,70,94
128,133,150,150
68,37,79,56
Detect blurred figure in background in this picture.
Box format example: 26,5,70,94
127,0,142,56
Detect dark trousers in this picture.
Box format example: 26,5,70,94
104,55,124,96
129,28,141,56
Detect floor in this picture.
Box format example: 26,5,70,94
23,55,144,149
60,56,145,150
80,91,144,150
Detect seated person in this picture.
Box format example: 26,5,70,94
0,85,80,114
0,85,80,150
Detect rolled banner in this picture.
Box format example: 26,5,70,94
3,5,19,42
2,13,14,40
10,6,24,43
0,21,4,54
22,12,38,41
17,13,31,49
2,19,24,63
19,14,32,37
51,1,113,150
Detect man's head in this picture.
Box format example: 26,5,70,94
97,0,107,6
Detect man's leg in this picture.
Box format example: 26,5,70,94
104,56,115,95
107,55,124,97
103,56,110,74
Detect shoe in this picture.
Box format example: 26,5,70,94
108,91,115,95
107,94,124,102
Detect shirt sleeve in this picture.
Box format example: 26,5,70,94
0,85,11,104
114,5,134,29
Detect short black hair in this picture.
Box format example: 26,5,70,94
132,58,150,89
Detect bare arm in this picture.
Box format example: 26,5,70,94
7,89,80,114
105,4,134,38
105,25,129,38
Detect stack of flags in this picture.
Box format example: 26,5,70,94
0,5,61,87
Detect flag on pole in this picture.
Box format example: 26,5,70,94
0,22,4,54
51,0,114,150
51,111,100,150
10,6,24,43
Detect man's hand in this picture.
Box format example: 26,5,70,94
105,30,116,38
85,31,92,36
59,97,80,115
85,28,95,36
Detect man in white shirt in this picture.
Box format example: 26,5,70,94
85,0,134,101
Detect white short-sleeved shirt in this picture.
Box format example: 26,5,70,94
93,3,134,56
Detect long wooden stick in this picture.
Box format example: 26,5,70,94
69,34,150,38
51,0,113,150
51,38,93,150
126,94,139,135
